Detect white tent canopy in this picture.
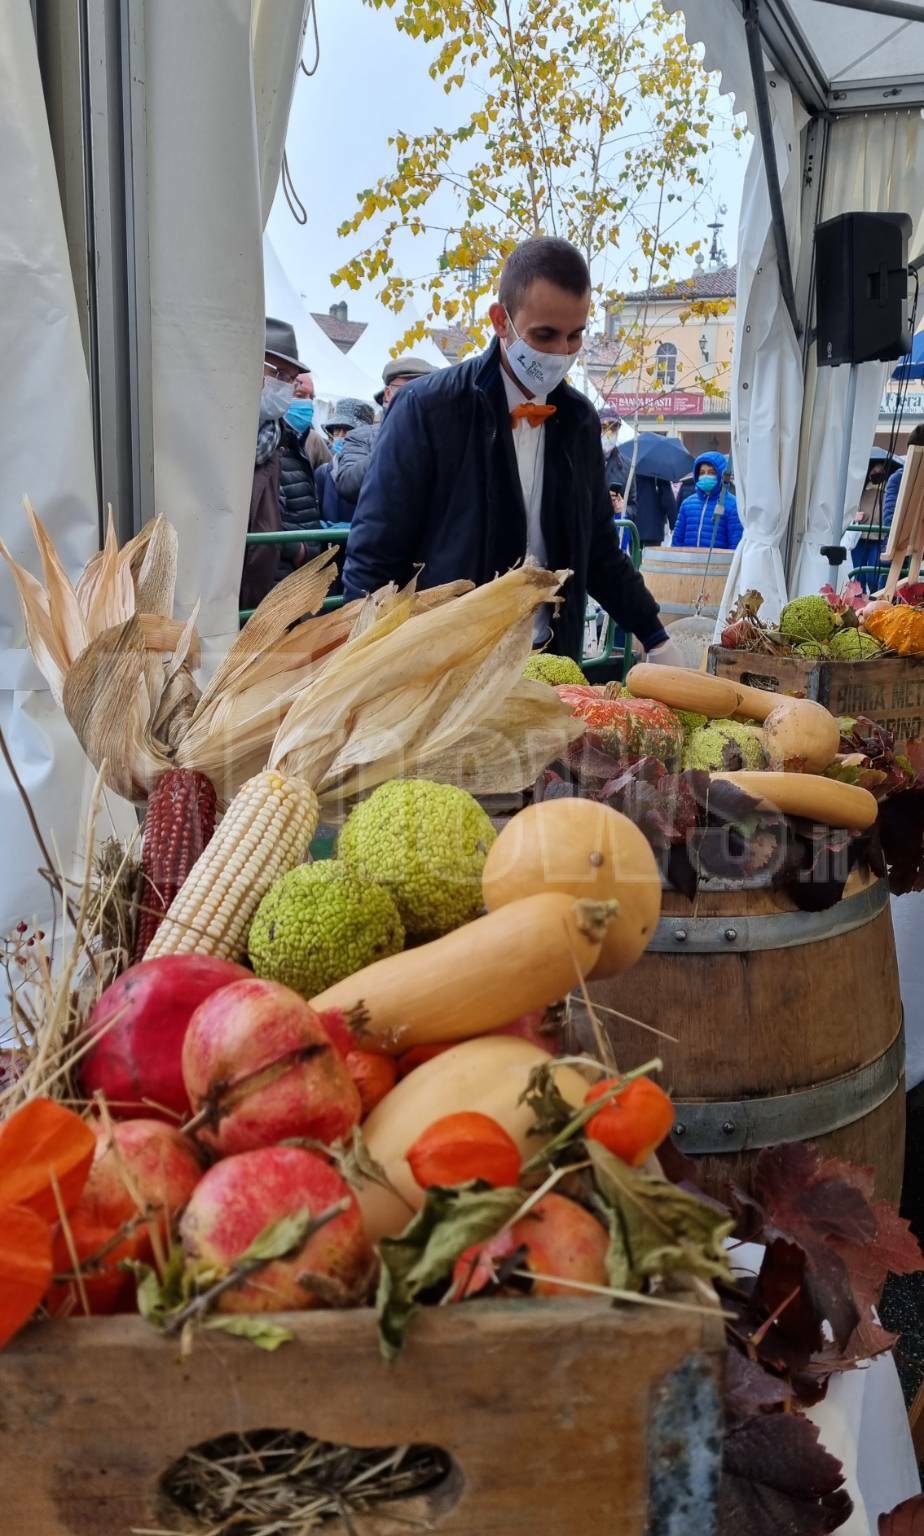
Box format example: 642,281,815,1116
665,0,924,619
263,235,379,410
345,293,449,387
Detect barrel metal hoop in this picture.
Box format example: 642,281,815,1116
671,1028,905,1155
649,878,890,954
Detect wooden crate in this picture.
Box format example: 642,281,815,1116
709,645,924,741
2,1300,725,1536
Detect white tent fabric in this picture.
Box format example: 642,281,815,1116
668,0,924,618
345,295,450,385
252,0,312,228
718,73,806,627
0,1,135,934
791,111,924,593
145,0,306,671
664,0,924,125
263,235,379,409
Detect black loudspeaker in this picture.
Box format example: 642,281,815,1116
815,211,912,367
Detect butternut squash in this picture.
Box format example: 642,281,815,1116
481,799,661,978
310,892,614,1053
710,771,878,831
626,663,740,718
761,699,840,774
357,1036,588,1240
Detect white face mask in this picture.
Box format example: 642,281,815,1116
504,309,576,396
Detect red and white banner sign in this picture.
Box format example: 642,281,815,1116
606,391,705,416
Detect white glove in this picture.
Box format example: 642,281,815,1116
645,637,684,668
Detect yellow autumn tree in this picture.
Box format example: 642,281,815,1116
334,0,737,398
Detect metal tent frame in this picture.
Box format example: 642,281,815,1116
738,0,924,344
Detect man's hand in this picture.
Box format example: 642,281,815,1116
646,637,684,668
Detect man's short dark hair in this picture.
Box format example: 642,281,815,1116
498,237,591,316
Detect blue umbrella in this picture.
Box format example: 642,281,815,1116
892,330,924,382
619,433,695,481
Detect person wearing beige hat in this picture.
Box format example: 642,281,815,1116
333,356,436,505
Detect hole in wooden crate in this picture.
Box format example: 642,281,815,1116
158,1427,459,1533
739,672,782,692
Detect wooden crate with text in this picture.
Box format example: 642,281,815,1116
709,645,924,743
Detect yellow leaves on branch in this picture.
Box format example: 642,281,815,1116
338,0,730,338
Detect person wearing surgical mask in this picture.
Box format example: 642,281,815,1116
343,236,676,668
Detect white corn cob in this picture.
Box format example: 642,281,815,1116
145,770,319,961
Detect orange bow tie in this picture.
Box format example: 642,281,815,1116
511,402,557,429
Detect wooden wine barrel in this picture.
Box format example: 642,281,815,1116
641,546,734,627
585,875,905,1202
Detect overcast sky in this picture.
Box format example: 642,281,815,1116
267,0,750,327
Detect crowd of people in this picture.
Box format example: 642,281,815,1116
243,236,744,662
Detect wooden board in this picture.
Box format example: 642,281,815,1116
709,646,924,743
1,1301,725,1536
642,547,734,626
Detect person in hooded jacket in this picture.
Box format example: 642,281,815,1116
672,451,742,550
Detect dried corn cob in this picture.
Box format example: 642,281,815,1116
144,771,318,961
133,769,218,961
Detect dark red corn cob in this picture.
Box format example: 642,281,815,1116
133,770,218,961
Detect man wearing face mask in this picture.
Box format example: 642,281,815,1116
291,369,333,472
277,378,323,577
342,237,678,666
333,358,436,506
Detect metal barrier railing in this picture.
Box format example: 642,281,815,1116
239,528,348,623
240,520,642,680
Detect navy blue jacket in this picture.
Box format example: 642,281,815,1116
633,474,678,545
315,461,353,527
342,340,666,661
672,451,742,550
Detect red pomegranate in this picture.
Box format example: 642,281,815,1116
79,955,250,1121
182,979,361,1156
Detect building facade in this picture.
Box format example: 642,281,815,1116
586,266,924,458
586,265,737,455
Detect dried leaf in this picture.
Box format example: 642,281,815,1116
0,1204,53,1348
719,1412,852,1535
23,498,89,668
240,1209,314,1264
203,1315,294,1351
588,1141,734,1291
377,1183,522,1358
193,547,339,717
62,615,173,796
0,1098,95,1221
880,1495,924,1534
724,1350,792,1422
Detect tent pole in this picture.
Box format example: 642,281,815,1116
742,0,802,338
829,363,859,590
818,0,924,21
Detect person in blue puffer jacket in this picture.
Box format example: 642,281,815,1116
672,451,743,550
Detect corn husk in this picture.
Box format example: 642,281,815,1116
269,565,579,816
4,511,582,811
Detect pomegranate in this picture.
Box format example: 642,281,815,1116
182,979,361,1157
454,1192,608,1300
48,1118,202,1315
179,1147,372,1312
80,955,250,1121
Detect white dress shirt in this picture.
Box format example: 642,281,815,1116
500,364,552,643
